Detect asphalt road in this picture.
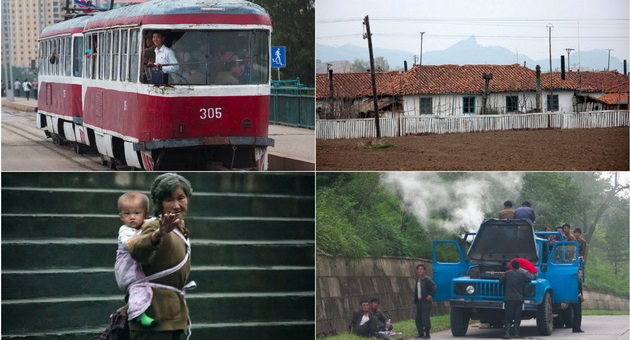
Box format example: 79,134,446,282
1,107,108,171
418,315,629,340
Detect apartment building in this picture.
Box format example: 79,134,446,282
1,0,64,68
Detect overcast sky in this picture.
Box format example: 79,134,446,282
316,0,629,62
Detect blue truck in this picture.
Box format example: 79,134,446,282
432,219,581,336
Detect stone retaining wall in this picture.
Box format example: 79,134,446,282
316,255,629,336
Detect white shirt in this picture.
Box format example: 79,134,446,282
360,314,370,326
417,281,422,299
154,45,180,74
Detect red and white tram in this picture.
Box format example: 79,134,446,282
37,0,273,170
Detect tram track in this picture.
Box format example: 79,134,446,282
1,109,108,171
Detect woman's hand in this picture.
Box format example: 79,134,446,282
151,213,181,245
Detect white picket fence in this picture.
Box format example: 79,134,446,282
316,110,630,139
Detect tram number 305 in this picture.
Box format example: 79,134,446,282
200,107,223,120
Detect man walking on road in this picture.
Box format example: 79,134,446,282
414,264,436,339
500,260,530,338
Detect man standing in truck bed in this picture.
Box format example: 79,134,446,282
500,260,531,339
514,201,535,223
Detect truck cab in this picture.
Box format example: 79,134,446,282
432,219,580,336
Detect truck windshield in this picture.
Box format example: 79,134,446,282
142,30,269,86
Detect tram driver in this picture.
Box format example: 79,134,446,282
146,31,179,85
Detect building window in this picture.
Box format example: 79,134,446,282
463,96,475,114
546,94,559,111
506,96,519,112
420,97,432,115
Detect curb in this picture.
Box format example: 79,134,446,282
1,100,37,112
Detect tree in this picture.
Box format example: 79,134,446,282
519,172,582,228
351,57,390,72
569,172,629,243
374,56,390,72
351,58,369,72
250,0,315,86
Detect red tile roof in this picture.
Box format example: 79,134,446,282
315,71,400,99
598,79,629,105
316,65,630,100
379,64,538,95
566,71,628,92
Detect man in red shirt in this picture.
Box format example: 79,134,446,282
507,258,538,280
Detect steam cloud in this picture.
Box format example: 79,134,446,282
383,172,524,232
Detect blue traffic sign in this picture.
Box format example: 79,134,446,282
271,46,286,68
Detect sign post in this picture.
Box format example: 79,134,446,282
271,46,286,80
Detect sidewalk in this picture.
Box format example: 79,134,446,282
2,97,315,169
1,96,37,112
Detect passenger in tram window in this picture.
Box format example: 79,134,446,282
49,48,58,64
170,38,190,84
214,60,240,85
140,31,155,83
147,31,179,85
186,57,206,84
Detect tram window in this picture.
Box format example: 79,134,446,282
129,29,139,83
112,30,119,81
64,37,72,76
120,30,128,82
98,32,105,80
251,30,270,84
73,37,83,77
104,31,112,80
50,40,59,75
40,42,46,75
85,35,92,79
58,38,64,75
156,30,270,86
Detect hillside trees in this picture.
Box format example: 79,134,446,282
318,172,629,260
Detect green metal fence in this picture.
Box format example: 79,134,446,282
270,79,315,129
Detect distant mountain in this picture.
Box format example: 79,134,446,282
316,36,627,73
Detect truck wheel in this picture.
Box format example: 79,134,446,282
537,292,553,335
450,306,470,337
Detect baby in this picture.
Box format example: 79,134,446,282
114,191,157,327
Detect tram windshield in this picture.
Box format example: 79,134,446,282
141,30,270,86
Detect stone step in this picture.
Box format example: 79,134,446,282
1,215,314,241
1,240,315,270
2,188,314,218
2,267,314,300
1,294,314,337
1,172,315,196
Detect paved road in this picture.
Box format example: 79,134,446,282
413,315,629,340
1,107,108,171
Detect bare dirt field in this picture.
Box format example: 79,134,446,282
316,127,629,171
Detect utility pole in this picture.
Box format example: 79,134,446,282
363,15,381,138
565,48,574,72
605,49,614,71
419,31,426,66
547,23,554,112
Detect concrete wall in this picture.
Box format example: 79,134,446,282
582,290,629,311
316,255,629,337
316,256,448,336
